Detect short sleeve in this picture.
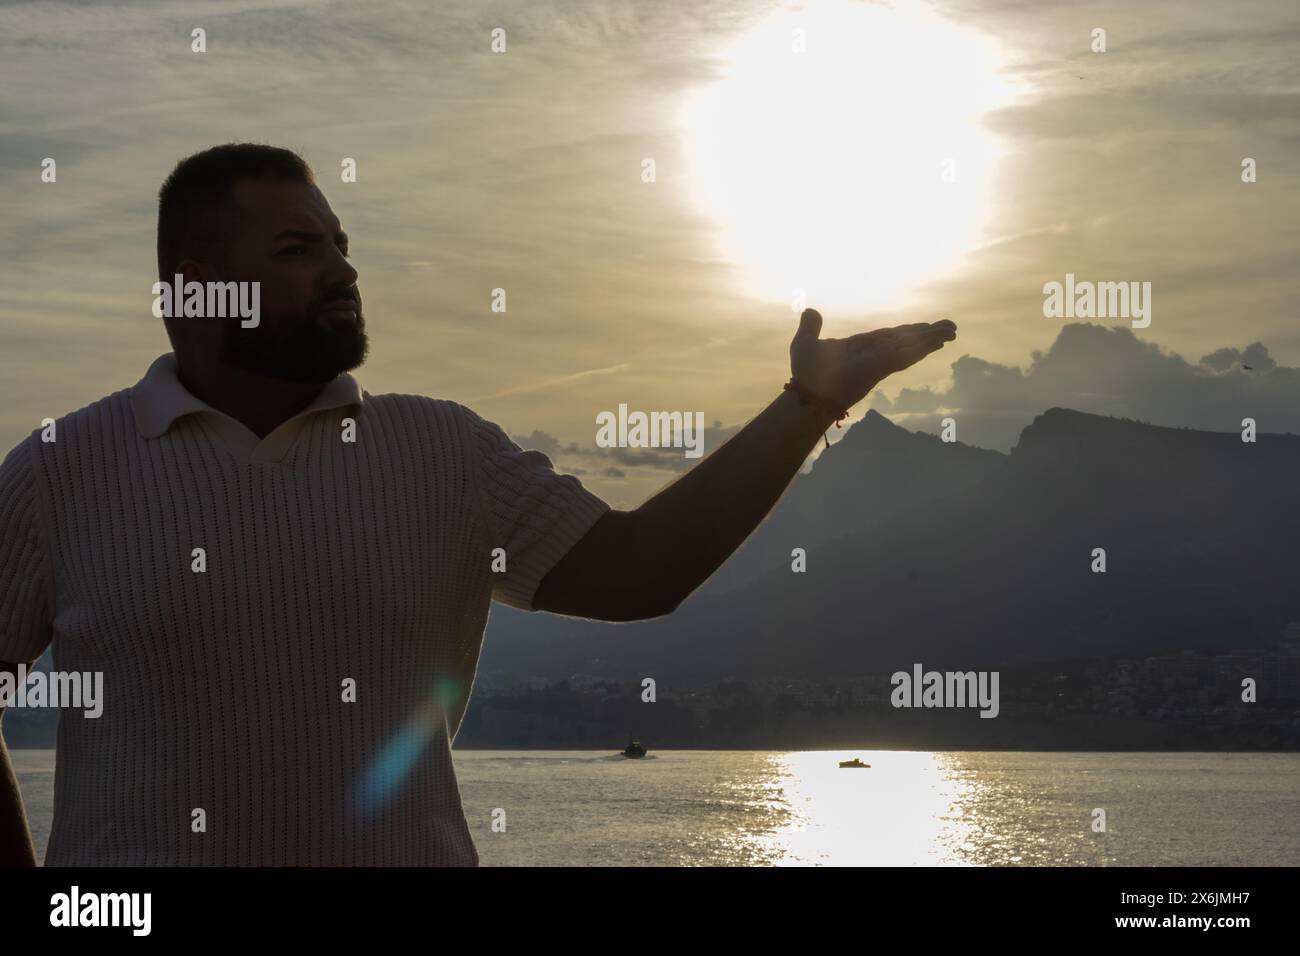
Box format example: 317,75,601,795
0,437,55,664
462,406,611,611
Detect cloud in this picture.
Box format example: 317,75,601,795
510,321,1300,505
870,322,1300,451
4,0,1299,520
1201,342,1277,373
467,365,632,404
510,419,743,479
510,429,561,456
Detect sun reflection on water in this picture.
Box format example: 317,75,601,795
751,750,977,865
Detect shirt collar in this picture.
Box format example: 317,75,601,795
130,352,363,439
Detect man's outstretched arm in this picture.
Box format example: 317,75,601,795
533,309,957,621
0,662,39,866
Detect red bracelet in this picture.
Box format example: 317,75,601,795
784,378,849,449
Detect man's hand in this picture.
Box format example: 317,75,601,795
534,308,957,622
790,308,957,412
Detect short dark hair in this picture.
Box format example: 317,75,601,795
156,143,315,280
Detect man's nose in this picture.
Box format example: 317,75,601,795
325,245,359,287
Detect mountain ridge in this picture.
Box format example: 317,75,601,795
479,405,1300,683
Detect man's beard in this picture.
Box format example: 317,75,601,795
220,299,369,384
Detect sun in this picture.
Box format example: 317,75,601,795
680,0,1019,314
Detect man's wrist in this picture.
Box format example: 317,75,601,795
784,378,847,420
778,384,840,433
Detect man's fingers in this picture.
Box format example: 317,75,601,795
890,329,950,370
848,320,956,352
893,322,956,352
795,308,823,340
889,321,956,340
845,329,891,352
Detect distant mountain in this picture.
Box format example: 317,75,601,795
700,408,1004,594
479,407,1300,682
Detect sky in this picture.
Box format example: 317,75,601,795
1,0,1298,508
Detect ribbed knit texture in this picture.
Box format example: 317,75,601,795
0,356,610,866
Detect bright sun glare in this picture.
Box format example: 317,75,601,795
681,0,1019,313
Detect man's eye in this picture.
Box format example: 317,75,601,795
278,246,307,256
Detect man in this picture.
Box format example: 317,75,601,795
0,143,955,866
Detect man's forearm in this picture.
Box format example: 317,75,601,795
534,312,955,621
627,387,838,612
0,712,39,865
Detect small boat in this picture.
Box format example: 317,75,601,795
838,758,870,768
622,740,647,758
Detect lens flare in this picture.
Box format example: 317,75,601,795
353,678,462,820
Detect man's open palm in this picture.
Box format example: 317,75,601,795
789,308,958,411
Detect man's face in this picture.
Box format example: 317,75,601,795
211,178,367,383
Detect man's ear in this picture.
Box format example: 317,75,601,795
173,258,211,283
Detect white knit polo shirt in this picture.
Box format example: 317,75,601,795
0,353,610,865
